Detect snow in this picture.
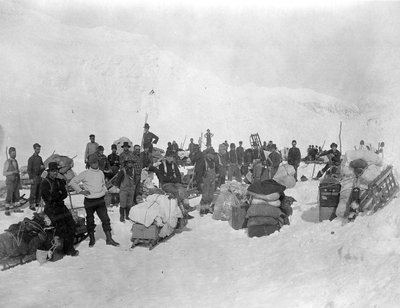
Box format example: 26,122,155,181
1,1,400,307
1,164,400,308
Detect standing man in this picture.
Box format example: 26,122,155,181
187,138,196,157
41,162,78,256
70,154,120,247
84,134,99,169
236,141,245,176
288,140,301,181
132,144,143,204
27,143,45,210
228,143,241,182
267,144,282,179
107,144,120,179
205,129,214,148
119,142,135,166
140,145,153,169
3,147,20,216
216,144,229,187
142,123,159,153
113,159,135,222
96,145,111,176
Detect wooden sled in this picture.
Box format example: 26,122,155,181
349,165,399,220
318,165,399,222
130,218,187,250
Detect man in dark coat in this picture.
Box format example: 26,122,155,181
149,150,194,218
142,123,159,153
287,140,301,181
41,162,78,256
132,144,143,204
267,144,282,179
315,143,342,179
236,141,245,175
28,143,45,210
107,144,120,179
228,143,241,182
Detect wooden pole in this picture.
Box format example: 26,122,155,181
339,121,342,154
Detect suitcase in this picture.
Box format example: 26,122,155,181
230,202,249,230
318,178,341,222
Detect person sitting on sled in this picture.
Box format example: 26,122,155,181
315,143,342,179
41,162,79,256
149,150,195,219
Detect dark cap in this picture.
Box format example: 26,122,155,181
111,144,117,150
33,143,41,149
47,162,60,172
8,147,16,153
97,145,104,151
144,123,150,129
292,140,297,144
89,134,95,138
330,143,338,148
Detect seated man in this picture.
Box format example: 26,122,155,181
149,150,194,219
41,162,79,256
315,143,342,179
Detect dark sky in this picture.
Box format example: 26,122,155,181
28,0,400,105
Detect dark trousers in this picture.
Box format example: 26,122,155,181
29,176,42,205
84,197,111,234
133,177,141,204
6,180,19,204
289,164,299,181
44,203,76,254
218,165,227,187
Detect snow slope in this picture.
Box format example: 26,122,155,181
0,0,384,172
1,1,400,307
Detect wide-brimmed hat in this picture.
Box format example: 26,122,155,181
122,142,131,148
47,162,60,172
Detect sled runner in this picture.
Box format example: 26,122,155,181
0,194,29,211
130,218,187,250
0,211,87,271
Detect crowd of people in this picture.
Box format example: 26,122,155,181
2,123,345,257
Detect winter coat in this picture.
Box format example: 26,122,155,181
143,131,159,150
27,153,44,179
149,161,181,185
287,147,301,166
113,168,135,191
236,146,244,165
320,149,342,166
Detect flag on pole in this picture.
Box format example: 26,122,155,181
148,89,155,95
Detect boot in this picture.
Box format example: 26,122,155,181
105,231,120,247
88,232,96,247
119,207,125,222
125,207,131,221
